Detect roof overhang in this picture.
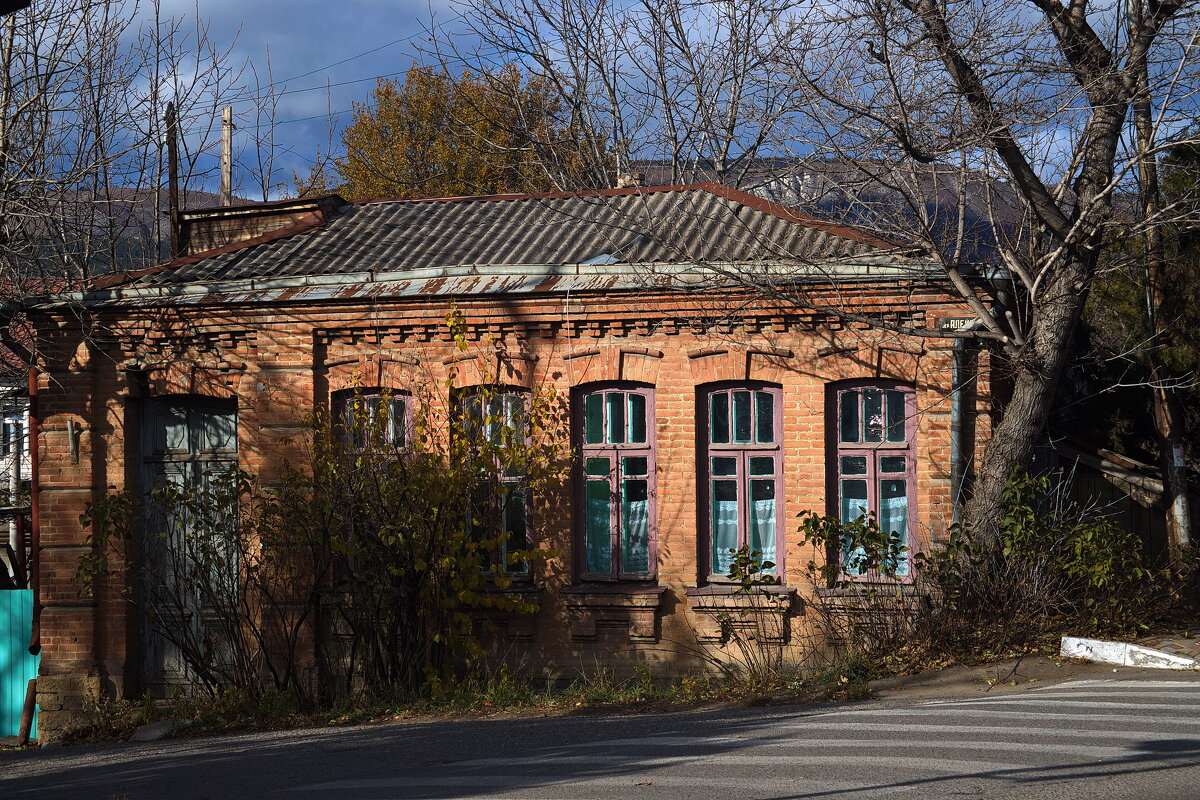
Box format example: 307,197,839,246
22,257,950,312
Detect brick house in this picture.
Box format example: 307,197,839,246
20,182,990,738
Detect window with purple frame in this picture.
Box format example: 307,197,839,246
333,387,411,450
459,388,530,576
831,382,917,576
701,383,783,580
575,384,655,580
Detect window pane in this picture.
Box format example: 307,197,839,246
886,390,907,442
839,478,868,522
503,488,528,574
711,456,737,476
585,480,612,574
749,479,776,573
732,390,752,443
755,391,775,443
586,456,610,476
584,393,603,444
710,393,729,444
628,393,647,443
840,478,869,575
863,388,883,442
390,399,406,447
880,455,906,474
840,455,868,475
711,480,739,575
622,456,648,476
879,479,909,576
622,479,650,574
486,396,505,444
749,456,775,475
462,394,482,441
508,394,526,436
607,392,626,444
839,391,859,443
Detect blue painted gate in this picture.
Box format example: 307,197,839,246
1,589,39,738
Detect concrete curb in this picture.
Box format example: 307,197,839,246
1060,636,1200,670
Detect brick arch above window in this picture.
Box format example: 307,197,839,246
444,351,538,391
324,354,419,395
687,346,794,385
141,362,241,399
561,346,664,387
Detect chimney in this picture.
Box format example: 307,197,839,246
615,172,645,189
177,195,345,257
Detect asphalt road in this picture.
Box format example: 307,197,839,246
3,669,1199,800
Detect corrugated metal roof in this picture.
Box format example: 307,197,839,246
69,259,935,309
129,183,903,288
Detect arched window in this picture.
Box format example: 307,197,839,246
699,382,783,581
574,383,656,580
829,382,917,576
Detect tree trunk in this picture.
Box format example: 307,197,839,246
1130,10,1193,564
962,260,1090,542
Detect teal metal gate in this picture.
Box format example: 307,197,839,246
1,589,38,737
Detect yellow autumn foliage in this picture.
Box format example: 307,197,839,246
333,65,598,200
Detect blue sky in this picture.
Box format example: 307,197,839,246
151,0,464,197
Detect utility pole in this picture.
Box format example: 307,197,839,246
220,105,233,206
165,102,181,259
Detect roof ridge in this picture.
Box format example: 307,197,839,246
351,182,711,206
350,181,903,249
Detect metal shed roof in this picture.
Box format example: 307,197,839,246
127,182,905,289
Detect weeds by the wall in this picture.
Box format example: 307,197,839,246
801,468,1196,672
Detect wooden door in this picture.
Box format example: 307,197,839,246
139,396,237,696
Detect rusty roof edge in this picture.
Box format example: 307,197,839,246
26,256,952,310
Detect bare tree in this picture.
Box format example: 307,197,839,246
0,0,242,289
445,0,1200,549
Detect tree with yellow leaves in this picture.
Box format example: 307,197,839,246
331,66,601,200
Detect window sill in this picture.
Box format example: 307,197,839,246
688,584,794,597
813,583,923,617
561,584,668,643
473,584,543,643
686,586,796,644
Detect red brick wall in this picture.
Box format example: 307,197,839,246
28,283,993,729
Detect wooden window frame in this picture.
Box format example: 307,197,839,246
699,382,785,585
826,380,919,580
331,387,413,451
573,383,657,582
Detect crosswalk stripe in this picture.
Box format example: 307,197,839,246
456,739,1130,767
920,698,1198,711
1030,679,1200,690
945,690,1200,701
562,724,1190,748
816,708,1200,726
286,773,910,792
290,754,1034,793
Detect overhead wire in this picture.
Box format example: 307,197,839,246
214,12,467,106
